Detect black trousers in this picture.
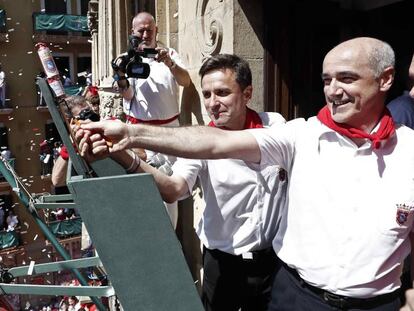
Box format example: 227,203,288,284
202,246,278,311
268,261,401,311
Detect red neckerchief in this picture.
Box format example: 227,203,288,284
317,105,395,149
208,107,263,130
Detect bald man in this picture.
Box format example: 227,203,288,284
113,12,191,228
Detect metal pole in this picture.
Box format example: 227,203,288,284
0,160,107,310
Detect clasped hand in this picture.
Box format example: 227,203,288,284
72,120,130,160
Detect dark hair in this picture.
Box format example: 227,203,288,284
198,54,252,90
62,95,89,118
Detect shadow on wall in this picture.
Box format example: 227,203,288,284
179,82,204,126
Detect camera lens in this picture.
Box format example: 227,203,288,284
78,108,100,122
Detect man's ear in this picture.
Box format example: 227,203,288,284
379,67,394,92
243,85,253,101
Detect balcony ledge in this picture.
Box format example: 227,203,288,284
32,33,90,45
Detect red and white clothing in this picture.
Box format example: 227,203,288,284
249,116,414,297
123,47,185,126
172,112,288,255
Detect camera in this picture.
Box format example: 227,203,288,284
77,108,100,122
111,35,157,79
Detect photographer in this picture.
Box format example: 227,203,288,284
113,11,191,228
114,11,190,126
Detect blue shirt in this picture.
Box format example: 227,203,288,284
387,91,414,129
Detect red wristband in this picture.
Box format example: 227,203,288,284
59,145,69,160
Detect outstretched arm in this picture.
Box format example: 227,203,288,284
78,120,262,163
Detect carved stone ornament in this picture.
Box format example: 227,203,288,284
87,0,99,34
196,0,224,57
99,91,125,121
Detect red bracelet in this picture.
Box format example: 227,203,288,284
59,145,69,160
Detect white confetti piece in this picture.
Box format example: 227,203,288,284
33,234,38,240
27,261,35,275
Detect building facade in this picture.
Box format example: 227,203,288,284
0,0,91,308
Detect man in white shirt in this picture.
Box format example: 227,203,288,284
77,37,414,310
113,11,191,228
76,54,287,311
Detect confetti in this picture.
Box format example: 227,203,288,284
33,234,38,240
27,261,35,275
27,51,33,54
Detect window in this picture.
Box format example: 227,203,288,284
0,123,9,149
44,0,69,35
41,120,61,176
77,56,91,85
45,0,67,14
80,0,89,15
54,56,72,84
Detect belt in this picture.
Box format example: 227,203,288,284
126,114,179,125
283,263,400,309
204,246,276,261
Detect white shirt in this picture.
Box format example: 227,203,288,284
249,116,414,298
124,48,185,122
173,112,288,255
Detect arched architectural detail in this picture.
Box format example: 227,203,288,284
196,0,223,57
